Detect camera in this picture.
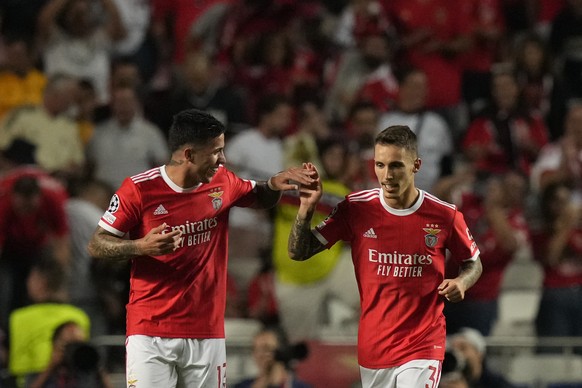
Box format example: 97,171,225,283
63,341,101,373
441,348,468,381
274,342,309,367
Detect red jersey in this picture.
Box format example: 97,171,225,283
461,115,549,175
98,165,255,338
0,166,68,257
531,228,582,289
313,189,479,368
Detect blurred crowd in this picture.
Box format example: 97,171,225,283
1,0,582,386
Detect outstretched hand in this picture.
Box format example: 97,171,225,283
137,223,182,256
269,165,318,191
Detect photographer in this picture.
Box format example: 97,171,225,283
30,321,112,388
444,327,517,388
234,326,311,388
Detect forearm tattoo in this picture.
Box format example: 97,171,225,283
459,258,483,289
88,229,138,261
288,213,325,261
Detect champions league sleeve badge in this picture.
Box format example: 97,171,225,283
423,226,441,248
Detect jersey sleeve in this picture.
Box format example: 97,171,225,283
98,178,142,236
224,167,257,208
447,209,480,264
312,198,351,248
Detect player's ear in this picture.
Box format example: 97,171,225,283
184,147,194,163
413,158,421,173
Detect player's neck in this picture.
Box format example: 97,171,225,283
385,187,420,209
165,164,201,189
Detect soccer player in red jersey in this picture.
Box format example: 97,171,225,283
87,109,316,388
288,125,483,387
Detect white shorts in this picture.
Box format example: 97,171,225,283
126,335,226,388
360,359,442,388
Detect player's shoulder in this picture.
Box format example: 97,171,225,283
422,190,457,212
346,188,380,203
128,167,163,185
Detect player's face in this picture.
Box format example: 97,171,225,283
374,143,419,208
192,134,226,183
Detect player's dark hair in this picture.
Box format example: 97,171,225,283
375,125,418,157
168,109,226,152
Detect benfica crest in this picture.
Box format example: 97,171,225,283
208,189,224,210
423,227,441,248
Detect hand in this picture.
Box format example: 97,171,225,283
438,278,467,303
297,163,322,208
137,223,182,256
268,165,318,191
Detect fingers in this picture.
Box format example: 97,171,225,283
438,280,464,303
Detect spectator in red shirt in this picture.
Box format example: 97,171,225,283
531,181,582,353
461,65,549,176
460,0,505,117
391,0,472,122
514,32,568,140
0,140,70,329
438,169,531,335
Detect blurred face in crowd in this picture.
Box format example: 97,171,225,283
397,70,428,113
183,53,211,94
61,0,95,37
252,331,279,373
263,33,289,67
4,39,33,73
450,336,483,380
112,87,139,127
360,34,389,69
492,73,519,112
521,40,545,74
263,103,293,137
321,143,347,180
44,77,78,117
12,192,41,216
349,105,379,144
111,62,142,90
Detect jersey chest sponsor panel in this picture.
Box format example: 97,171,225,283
314,189,479,368
98,166,255,338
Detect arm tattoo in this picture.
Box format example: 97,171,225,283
458,257,483,290
253,181,282,209
288,213,325,261
88,228,139,261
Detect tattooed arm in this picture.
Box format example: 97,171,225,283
288,210,326,261
438,257,483,303
287,163,326,261
87,223,182,261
